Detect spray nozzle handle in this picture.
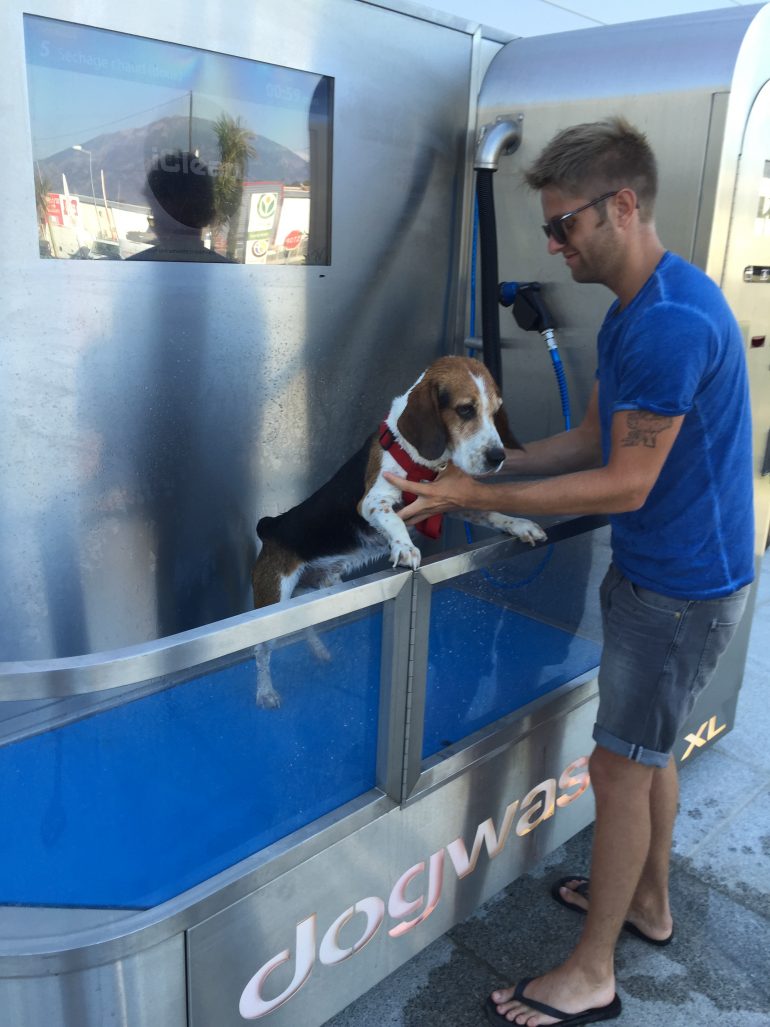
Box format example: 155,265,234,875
498,281,520,307
498,281,556,333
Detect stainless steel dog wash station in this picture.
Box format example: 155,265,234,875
1,2,769,1024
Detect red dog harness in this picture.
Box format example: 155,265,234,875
378,422,443,540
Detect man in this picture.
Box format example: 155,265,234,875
385,118,754,1026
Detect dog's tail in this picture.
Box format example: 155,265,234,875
256,515,277,542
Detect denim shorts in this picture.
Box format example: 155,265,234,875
593,564,750,768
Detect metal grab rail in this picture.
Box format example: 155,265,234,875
420,513,607,585
0,515,607,702
0,570,412,700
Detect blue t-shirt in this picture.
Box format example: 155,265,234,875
597,251,754,599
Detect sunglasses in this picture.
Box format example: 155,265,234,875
542,191,619,245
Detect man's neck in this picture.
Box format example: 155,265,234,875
614,230,666,310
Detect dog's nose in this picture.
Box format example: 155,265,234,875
485,446,505,468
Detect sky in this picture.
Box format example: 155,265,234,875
428,0,757,36
24,14,323,161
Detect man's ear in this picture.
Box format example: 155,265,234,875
614,187,639,226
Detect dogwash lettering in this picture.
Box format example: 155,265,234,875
238,756,591,1020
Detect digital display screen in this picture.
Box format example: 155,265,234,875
24,15,333,264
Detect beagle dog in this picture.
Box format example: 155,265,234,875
251,355,546,707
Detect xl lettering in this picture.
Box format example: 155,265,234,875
681,715,726,761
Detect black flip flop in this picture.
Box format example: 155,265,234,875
550,875,674,947
484,978,621,1026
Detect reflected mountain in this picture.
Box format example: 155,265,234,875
37,115,310,206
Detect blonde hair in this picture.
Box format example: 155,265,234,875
524,117,657,221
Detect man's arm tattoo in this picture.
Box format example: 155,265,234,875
620,411,673,448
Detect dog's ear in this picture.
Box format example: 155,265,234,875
494,404,524,451
397,378,448,460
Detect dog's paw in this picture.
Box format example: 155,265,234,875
307,630,331,663
256,686,281,709
390,540,422,570
495,515,547,546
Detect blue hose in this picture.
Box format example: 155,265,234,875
548,344,571,431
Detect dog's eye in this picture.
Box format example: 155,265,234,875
455,404,476,420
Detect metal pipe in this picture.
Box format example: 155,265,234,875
474,115,523,170
473,116,523,387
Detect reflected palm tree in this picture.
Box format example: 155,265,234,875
34,167,54,256
213,114,257,259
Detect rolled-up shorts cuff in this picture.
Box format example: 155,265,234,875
594,563,749,768
592,724,670,768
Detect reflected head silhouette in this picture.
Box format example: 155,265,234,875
128,150,232,262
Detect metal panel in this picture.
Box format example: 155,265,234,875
473,4,768,447
0,934,187,1027
691,91,730,271
720,78,770,548
186,689,598,1027
0,564,411,700
0,0,475,661
375,570,414,799
704,6,770,288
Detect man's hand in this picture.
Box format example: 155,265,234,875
383,463,479,525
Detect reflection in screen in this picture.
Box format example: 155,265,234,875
24,16,332,264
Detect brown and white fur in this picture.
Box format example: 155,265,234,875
251,356,546,707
